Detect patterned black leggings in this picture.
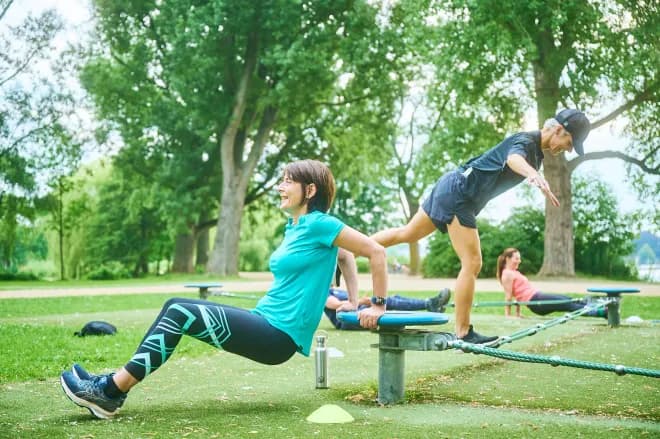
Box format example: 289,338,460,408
124,298,297,381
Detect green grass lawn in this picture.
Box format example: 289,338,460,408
0,289,658,438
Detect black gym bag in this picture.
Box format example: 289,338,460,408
74,321,117,337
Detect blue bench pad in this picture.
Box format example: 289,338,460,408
587,287,640,295
184,283,223,288
337,311,449,327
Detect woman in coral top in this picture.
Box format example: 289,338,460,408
497,248,605,319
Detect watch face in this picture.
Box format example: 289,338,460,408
371,296,386,305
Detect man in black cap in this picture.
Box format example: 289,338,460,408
371,109,590,345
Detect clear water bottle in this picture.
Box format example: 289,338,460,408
314,334,328,389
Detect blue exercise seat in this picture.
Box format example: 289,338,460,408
337,310,449,327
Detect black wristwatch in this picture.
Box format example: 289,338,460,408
370,296,386,306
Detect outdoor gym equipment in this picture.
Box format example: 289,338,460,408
337,311,452,405
586,286,640,326
337,287,658,404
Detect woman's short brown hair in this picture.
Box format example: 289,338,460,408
283,160,336,213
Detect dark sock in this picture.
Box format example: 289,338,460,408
103,374,125,398
586,307,607,318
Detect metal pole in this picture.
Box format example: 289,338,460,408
377,333,405,404
607,295,621,327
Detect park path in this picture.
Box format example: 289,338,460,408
0,272,658,299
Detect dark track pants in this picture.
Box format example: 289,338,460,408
527,292,601,317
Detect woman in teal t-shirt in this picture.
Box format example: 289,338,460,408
60,159,388,420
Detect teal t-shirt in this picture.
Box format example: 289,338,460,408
252,211,345,356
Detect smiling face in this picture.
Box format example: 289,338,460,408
547,125,574,156
278,172,306,215
506,251,522,270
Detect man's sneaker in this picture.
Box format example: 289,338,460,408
60,371,126,419
459,325,499,345
427,288,452,312
72,363,94,380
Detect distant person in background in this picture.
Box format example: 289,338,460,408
497,247,605,318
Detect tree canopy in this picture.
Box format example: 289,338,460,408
417,0,658,276
2,0,657,280
0,3,81,270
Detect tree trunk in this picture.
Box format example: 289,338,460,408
208,184,246,275
532,56,576,277
206,32,260,276
206,103,277,277
538,154,575,276
139,254,149,276
195,215,210,267
58,180,65,280
207,102,276,276
196,228,209,267
172,232,195,273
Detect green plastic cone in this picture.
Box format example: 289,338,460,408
306,404,354,423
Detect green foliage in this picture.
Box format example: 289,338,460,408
24,159,175,279
0,8,76,195
0,196,37,270
85,261,132,280
0,213,48,271
0,271,39,281
332,182,398,235
84,174,171,277
423,208,545,278
0,199,51,279
238,241,270,272
422,231,459,278
81,0,415,275
572,176,637,279
13,259,57,280
238,202,284,272
356,257,371,274
0,6,84,274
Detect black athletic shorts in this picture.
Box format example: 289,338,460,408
421,170,477,233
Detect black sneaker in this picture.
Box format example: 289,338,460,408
460,325,498,345
427,288,452,312
60,371,126,419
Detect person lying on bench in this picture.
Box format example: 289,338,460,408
324,288,451,330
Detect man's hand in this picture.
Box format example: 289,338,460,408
527,174,560,207
358,305,385,329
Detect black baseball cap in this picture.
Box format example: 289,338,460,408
554,109,590,155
